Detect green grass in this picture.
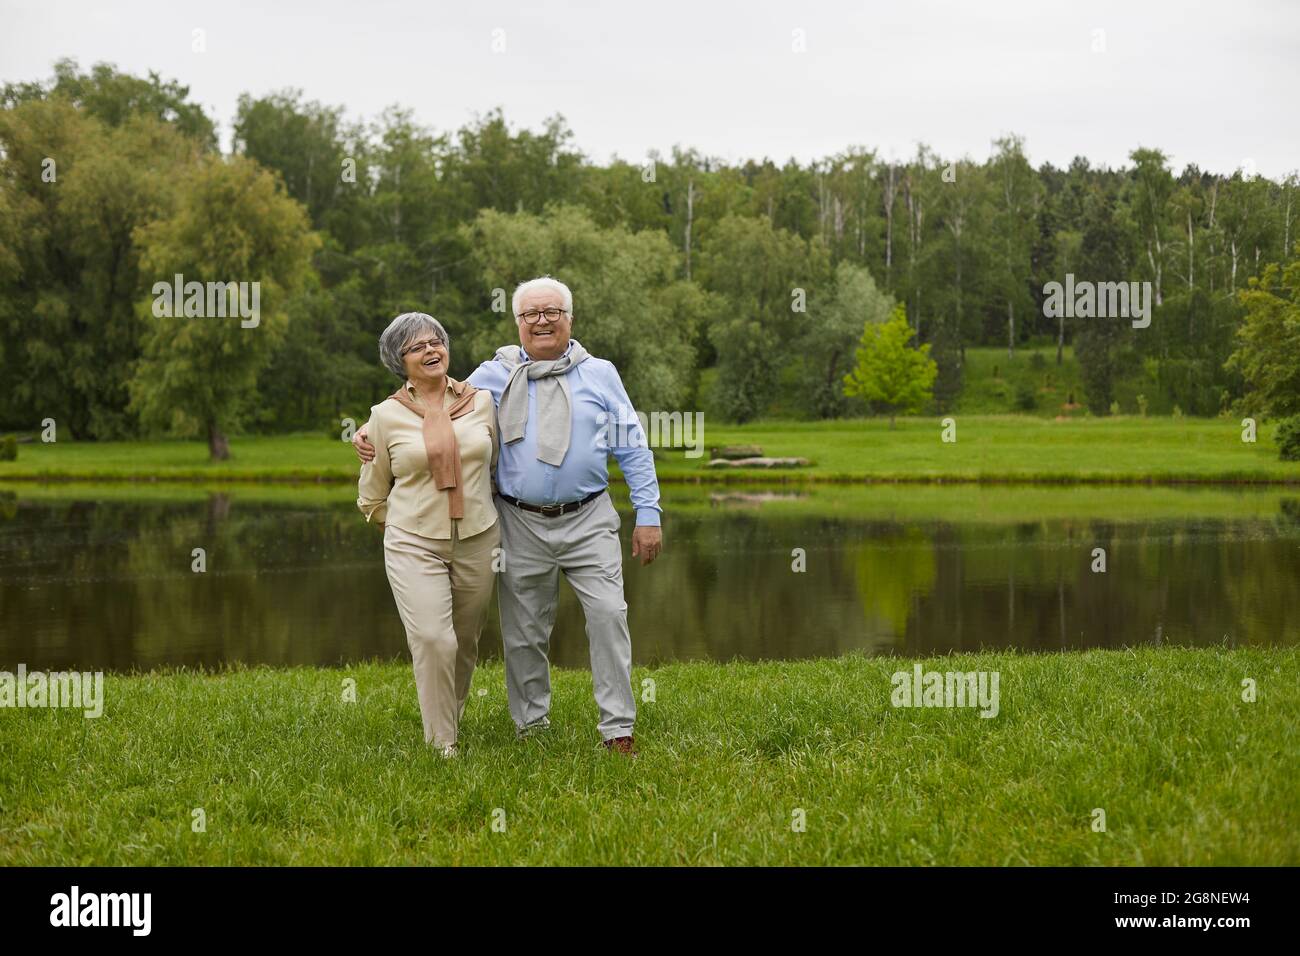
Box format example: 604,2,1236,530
650,414,1300,483
2,415,1298,484
1,649,1294,865
0,433,358,481
955,346,1088,416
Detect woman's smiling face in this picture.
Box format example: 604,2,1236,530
401,334,448,384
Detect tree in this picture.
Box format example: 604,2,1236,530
441,108,586,220
9,56,1300,438
2,58,217,148
1074,190,1130,414
1128,148,1174,307
1216,174,1276,295
1226,257,1300,419
129,156,318,458
233,89,353,230
934,158,989,359
989,135,1039,358
815,146,882,266
461,203,709,412
698,214,830,422
1051,229,1083,364
803,262,894,417
843,305,938,428
930,157,991,405
252,275,385,433
897,145,941,338
0,100,198,437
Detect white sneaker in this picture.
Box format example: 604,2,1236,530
438,743,458,758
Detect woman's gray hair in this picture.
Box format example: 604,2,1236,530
378,312,449,378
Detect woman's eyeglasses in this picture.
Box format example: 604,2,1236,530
400,338,447,357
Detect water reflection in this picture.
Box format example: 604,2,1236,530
0,485,1296,672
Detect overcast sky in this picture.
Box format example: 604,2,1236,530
3,0,1297,178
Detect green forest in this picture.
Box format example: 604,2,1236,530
3,59,1298,453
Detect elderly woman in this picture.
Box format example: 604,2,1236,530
358,312,499,757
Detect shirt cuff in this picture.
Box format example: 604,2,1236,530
634,507,661,527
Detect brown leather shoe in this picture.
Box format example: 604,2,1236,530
602,735,638,757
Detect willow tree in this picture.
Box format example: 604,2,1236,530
0,99,200,438
129,155,318,459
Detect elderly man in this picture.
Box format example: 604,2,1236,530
353,276,662,755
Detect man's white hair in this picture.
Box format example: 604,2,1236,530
511,276,573,321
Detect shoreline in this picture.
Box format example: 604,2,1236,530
4,472,1300,486
3,415,1298,486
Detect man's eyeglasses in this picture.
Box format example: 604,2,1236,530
516,308,568,325
400,338,446,357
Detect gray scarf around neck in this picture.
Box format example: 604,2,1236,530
494,339,590,466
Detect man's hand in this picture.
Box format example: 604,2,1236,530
631,525,662,566
353,422,375,463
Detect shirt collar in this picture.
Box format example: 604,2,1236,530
402,377,465,403
520,340,573,362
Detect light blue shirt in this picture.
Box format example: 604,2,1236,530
468,343,663,527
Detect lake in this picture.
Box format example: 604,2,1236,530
1,483,1297,671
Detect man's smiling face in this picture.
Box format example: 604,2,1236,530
516,287,572,361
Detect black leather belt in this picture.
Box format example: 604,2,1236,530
498,488,603,517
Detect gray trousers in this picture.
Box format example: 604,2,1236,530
496,490,636,740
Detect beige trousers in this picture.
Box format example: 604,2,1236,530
383,519,500,747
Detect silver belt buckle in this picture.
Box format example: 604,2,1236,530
538,502,564,517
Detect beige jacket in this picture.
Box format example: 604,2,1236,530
357,382,498,539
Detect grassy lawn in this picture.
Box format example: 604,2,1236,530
2,415,1297,483
953,345,1089,416
1,648,1294,865
650,415,1298,483
0,433,359,481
